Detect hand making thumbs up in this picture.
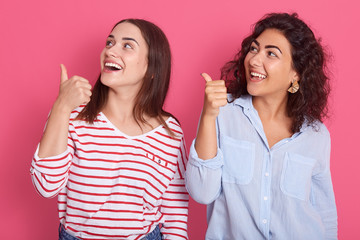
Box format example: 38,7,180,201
56,64,92,113
193,73,228,160
201,73,228,118
38,65,92,158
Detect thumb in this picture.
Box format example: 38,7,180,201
201,72,213,83
60,64,69,83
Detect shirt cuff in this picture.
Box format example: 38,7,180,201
188,139,224,169
33,143,70,162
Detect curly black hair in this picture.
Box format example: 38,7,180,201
221,13,331,133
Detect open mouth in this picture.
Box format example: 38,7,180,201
250,71,267,80
104,62,122,71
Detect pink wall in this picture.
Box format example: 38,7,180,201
0,0,358,239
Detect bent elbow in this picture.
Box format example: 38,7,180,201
185,171,221,205
30,173,64,199
190,192,218,205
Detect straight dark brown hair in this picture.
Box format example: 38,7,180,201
76,19,178,136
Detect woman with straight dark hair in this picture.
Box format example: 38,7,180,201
186,13,337,239
31,19,188,240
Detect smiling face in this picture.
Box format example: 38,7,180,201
244,28,299,100
100,22,149,92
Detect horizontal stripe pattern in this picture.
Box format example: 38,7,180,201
30,107,188,239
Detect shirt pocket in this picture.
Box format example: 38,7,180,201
280,152,316,201
221,135,255,185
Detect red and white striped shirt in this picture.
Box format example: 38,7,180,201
30,108,189,240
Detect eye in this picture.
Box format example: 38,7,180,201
106,39,114,48
267,51,277,57
124,43,132,49
249,45,258,53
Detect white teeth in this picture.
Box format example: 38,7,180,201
251,72,266,79
105,62,122,70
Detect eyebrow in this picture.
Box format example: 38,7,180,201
253,40,282,54
108,35,139,46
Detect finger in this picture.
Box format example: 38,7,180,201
82,97,91,105
201,73,213,82
74,79,92,89
206,83,227,94
60,64,69,83
212,92,228,99
78,81,92,91
82,92,92,104
216,99,228,108
71,76,92,86
206,80,226,87
207,92,227,102
84,89,92,97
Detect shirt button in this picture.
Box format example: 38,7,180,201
264,196,268,201
265,172,269,177
262,219,267,224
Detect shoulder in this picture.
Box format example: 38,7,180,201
166,116,184,136
69,105,86,120
299,121,331,152
304,120,330,140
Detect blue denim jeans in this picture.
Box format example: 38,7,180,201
141,225,162,240
58,224,81,240
59,224,162,240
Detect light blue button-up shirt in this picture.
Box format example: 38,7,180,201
186,95,337,240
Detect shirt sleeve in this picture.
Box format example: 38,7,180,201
310,135,338,239
160,137,189,240
185,138,224,205
30,129,75,198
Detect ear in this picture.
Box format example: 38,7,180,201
290,70,300,83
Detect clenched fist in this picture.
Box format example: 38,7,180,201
55,64,92,113
201,73,227,118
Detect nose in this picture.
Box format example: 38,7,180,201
105,45,119,59
248,52,262,67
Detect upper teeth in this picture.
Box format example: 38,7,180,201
105,62,122,70
251,72,266,79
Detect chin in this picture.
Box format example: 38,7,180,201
247,87,264,98
100,75,114,87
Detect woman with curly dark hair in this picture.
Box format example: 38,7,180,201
186,13,337,239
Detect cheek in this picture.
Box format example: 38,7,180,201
244,54,250,67
266,61,284,75
100,50,106,68
138,56,148,72
244,53,254,72
244,56,251,78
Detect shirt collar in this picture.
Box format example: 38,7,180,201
230,94,309,134
231,94,253,109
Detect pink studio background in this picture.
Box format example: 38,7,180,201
0,0,359,239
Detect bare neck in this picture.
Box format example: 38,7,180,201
252,95,293,148
101,89,162,136
102,89,137,121
252,95,288,121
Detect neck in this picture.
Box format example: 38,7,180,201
102,88,138,121
252,95,289,121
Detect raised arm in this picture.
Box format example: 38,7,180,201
30,64,92,198
185,73,227,204
38,64,92,158
194,73,227,160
